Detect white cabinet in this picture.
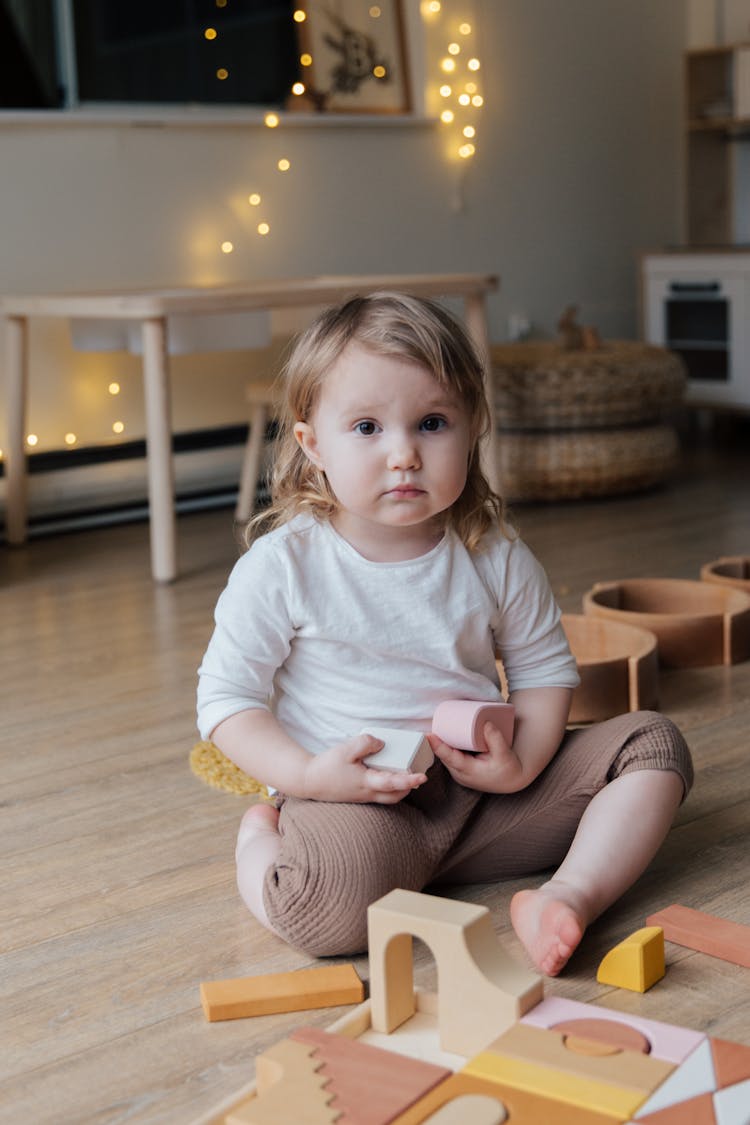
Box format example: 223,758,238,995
642,252,750,409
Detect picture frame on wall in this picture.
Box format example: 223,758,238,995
298,1,411,114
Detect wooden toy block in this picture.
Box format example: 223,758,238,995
431,701,515,752
362,728,435,774
200,962,365,1022
290,1026,451,1124
390,1072,619,1125
224,1036,337,1125
596,926,665,992
551,1018,651,1057
634,1091,718,1123
522,995,706,1065
583,578,750,667
646,904,750,968
367,889,543,1058
464,1022,673,1119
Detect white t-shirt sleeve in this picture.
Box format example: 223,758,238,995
196,537,294,740
489,537,580,693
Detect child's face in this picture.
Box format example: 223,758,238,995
294,342,473,558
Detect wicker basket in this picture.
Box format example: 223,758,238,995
491,341,686,431
490,340,685,500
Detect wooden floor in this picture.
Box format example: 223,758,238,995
2,419,750,1124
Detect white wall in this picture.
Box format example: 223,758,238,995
0,0,686,482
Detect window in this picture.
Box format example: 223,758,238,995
0,0,300,109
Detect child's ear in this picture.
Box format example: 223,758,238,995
293,421,324,469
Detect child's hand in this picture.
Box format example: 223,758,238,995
429,722,527,793
303,734,428,804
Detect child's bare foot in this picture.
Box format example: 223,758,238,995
236,802,280,860
510,882,589,976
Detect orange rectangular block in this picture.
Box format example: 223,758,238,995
646,904,750,969
200,963,365,1022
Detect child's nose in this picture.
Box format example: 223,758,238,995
387,436,421,471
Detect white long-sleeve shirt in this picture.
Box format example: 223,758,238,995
197,516,579,752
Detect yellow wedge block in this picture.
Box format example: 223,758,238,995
596,926,665,992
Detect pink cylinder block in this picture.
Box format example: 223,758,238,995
431,700,515,753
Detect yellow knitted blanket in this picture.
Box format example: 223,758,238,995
189,740,269,798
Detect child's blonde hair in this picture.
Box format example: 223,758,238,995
245,291,507,551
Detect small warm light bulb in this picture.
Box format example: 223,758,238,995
468,58,481,71
221,240,234,253
300,52,312,66
458,143,475,159
216,0,227,7
440,109,454,123
463,125,476,138
459,22,472,35
458,93,470,106
293,8,306,21
65,432,77,446
108,382,121,396
439,84,451,97
440,57,456,73
448,42,460,55
465,81,477,94
292,81,305,95
277,158,291,171
204,27,217,40
472,94,484,107
248,193,262,205
26,433,38,447
264,112,280,128
424,0,441,12
369,5,381,16
216,67,229,80
257,222,270,236
113,421,125,435
373,64,386,78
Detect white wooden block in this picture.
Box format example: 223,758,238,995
362,728,434,773
714,1077,750,1125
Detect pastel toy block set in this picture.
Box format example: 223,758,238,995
197,890,750,1125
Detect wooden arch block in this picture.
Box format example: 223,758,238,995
596,926,665,992
367,889,543,1058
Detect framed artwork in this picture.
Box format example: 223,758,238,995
299,1,411,114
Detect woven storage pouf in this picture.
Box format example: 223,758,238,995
490,341,686,500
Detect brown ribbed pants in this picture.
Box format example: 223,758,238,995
260,710,693,956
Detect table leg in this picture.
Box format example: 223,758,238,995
141,317,177,582
463,292,500,494
4,315,29,545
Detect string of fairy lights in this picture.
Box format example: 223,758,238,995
8,1,482,459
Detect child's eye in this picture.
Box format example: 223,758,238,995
354,420,379,436
421,415,447,432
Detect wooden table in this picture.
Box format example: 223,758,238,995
1,274,498,581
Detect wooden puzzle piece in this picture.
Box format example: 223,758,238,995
522,995,705,1064
201,962,364,1021
632,1091,717,1123
420,1094,508,1124
362,729,435,774
552,1018,651,1056
713,1077,750,1125
367,889,543,1057
464,1022,674,1120
290,1026,451,1124
597,926,665,992
390,1071,620,1125
224,1037,337,1125
646,904,750,969
633,1036,750,1119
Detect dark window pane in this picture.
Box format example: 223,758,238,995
0,0,61,108
73,0,299,105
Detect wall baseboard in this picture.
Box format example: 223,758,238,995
0,425,263,539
